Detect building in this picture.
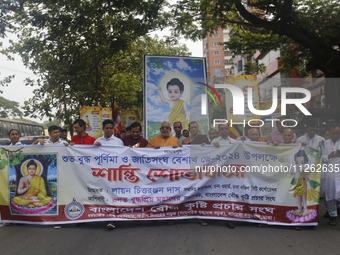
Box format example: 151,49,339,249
203,26,248,80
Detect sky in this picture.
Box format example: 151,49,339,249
0,29,203,123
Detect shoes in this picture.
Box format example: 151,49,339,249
198,219,208,226
106,223,115,230
226,221,235,229
329,217,337,226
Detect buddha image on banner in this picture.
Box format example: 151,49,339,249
144,55,209,140
9,154,57,215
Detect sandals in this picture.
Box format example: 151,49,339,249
329,217,337,226
198,219,208,226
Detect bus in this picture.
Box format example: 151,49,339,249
0,118,46,145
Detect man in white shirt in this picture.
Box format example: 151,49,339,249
321,123,340,226
209,123,236,229
211,123,236,148
32,126,68,145
297,121,325,149
8,129,24,146
94,119,123,230
94,119,123,146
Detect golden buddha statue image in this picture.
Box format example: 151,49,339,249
11,159,54,214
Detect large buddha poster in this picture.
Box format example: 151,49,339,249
9,154,58,215
144,55,209,140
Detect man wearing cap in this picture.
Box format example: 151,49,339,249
59,127,70,143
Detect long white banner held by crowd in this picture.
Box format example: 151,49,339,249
0,143,322,225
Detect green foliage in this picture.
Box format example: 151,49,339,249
172,0,340,78
0,96,23,118
0,158,8,170
6,0,189,125
242,60,266,75
43,119,59,130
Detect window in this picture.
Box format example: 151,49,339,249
215,68,221,77
213,51,220,55
238,60,243,72
3,122,10,137
213,33,219,37
214,60,220,65
213,42,219,46
225,59,232,64
0,122,4,138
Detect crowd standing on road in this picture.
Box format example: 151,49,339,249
6,116,340,229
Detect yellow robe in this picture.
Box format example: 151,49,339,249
169,100,192,130
293,172,319,202
13,176,52,207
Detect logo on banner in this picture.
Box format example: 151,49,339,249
201,84,311,116
64,198,85,220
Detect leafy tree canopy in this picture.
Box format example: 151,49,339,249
172,0,340,107
5,0,173,126
0,96,23,118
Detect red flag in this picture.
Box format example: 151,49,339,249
111,97,122,135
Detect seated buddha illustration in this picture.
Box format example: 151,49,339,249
11,159,54,214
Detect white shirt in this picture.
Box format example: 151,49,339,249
45,138,65,145
9,142,24,146
321,138,340,201
94,135,123,146
236,136,250,142
211,136,236,145
297,133,324,149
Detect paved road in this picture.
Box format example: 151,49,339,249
1,200,339,255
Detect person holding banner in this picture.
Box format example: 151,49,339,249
146,121,180,149
242,128,265,142
208,128,218,143
32,125,68,145
173,121,185,143
182,121,209,145
321,123,340,226
267,117,297,144
93,119,123,230
8,129,23,146
209,123,236,148
122,122,148,148
71,119,96,145
270,128,295,145
297,121,325,149
94,120,123,146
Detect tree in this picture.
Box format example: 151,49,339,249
20,34,190,124
172,0,340,108
7,0,169,127
0,96,23,118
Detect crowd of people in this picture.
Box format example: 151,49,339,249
6,116,340,230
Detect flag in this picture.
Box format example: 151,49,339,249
111,97,122,135
229,125,242,139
